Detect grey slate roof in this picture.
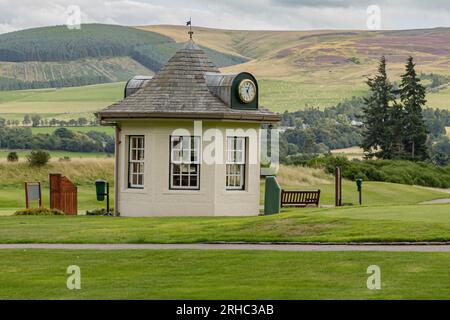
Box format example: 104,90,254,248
97,40,280,123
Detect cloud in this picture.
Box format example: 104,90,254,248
0,0,449,34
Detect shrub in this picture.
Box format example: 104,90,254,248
301,155,450,188
14,208,64,216
86,208,113,216
27,150,51,166
7,152,19,162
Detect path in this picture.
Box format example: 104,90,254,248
1,243,450,252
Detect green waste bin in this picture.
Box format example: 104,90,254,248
264,176,281,215
356,178,363,192
95,180,106,201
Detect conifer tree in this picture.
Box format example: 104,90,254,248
362,56,396,158
400,57,429,160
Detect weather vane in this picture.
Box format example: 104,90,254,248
186,18,194,39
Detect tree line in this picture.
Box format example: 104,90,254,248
5,115,98,128
0,123,114,154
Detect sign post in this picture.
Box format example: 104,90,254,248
25,182,42,209
335,167,342,207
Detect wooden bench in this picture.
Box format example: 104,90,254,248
281,189,321,208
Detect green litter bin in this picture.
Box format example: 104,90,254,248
356,178,363,192
95,180,106,201
264,176,281,215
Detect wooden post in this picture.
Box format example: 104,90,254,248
24,182,29,209
335,166,342,207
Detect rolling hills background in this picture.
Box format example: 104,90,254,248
0,24,449,122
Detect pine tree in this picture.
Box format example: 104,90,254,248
362,56,396,158
400,57,429,160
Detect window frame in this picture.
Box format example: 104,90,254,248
128,135,145,189
169,135,201,191
226,136,247,191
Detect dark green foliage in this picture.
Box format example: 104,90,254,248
361,56,430,161
86,208,113,216
27,150,51,167
54,127,75,139
14,208,64,216
0,125,114,153
400,57,429,160
31,115,41,127
0,24,174,62
7,152,19,162
280,97,364,158
422,108,450,137
419,73,450,92
0,75,111,90
305,155,450,188
430,136,450,166
362,56,396,159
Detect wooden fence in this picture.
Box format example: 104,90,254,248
50,174,77,215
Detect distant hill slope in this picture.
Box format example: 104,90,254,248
0,24,246,90
143,25,450,111
144,25,450,78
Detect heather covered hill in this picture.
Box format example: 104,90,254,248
144,26,450,111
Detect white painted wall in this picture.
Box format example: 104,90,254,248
116,119,261,217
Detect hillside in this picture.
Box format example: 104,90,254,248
144,25,450,111
1,24,450,115
0,24,246,90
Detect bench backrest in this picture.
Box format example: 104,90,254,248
281,190,321,207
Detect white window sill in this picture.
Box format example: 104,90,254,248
122,188,147,194
163,190,205,196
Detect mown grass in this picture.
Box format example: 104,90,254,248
0,204,449,243
0,249,449,299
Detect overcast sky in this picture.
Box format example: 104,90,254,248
1,0,450,34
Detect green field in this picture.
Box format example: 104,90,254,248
0,82,124,121
1,79,448,122
0,250,449,299
0,204,449,243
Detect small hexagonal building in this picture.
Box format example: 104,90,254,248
97,39,280,217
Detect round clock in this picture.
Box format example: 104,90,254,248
238,79,256,104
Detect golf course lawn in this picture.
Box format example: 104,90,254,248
0,204,449,243
0,249,448,299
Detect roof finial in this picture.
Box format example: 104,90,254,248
186,18,194,39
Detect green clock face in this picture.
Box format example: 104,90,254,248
238,79,257,104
